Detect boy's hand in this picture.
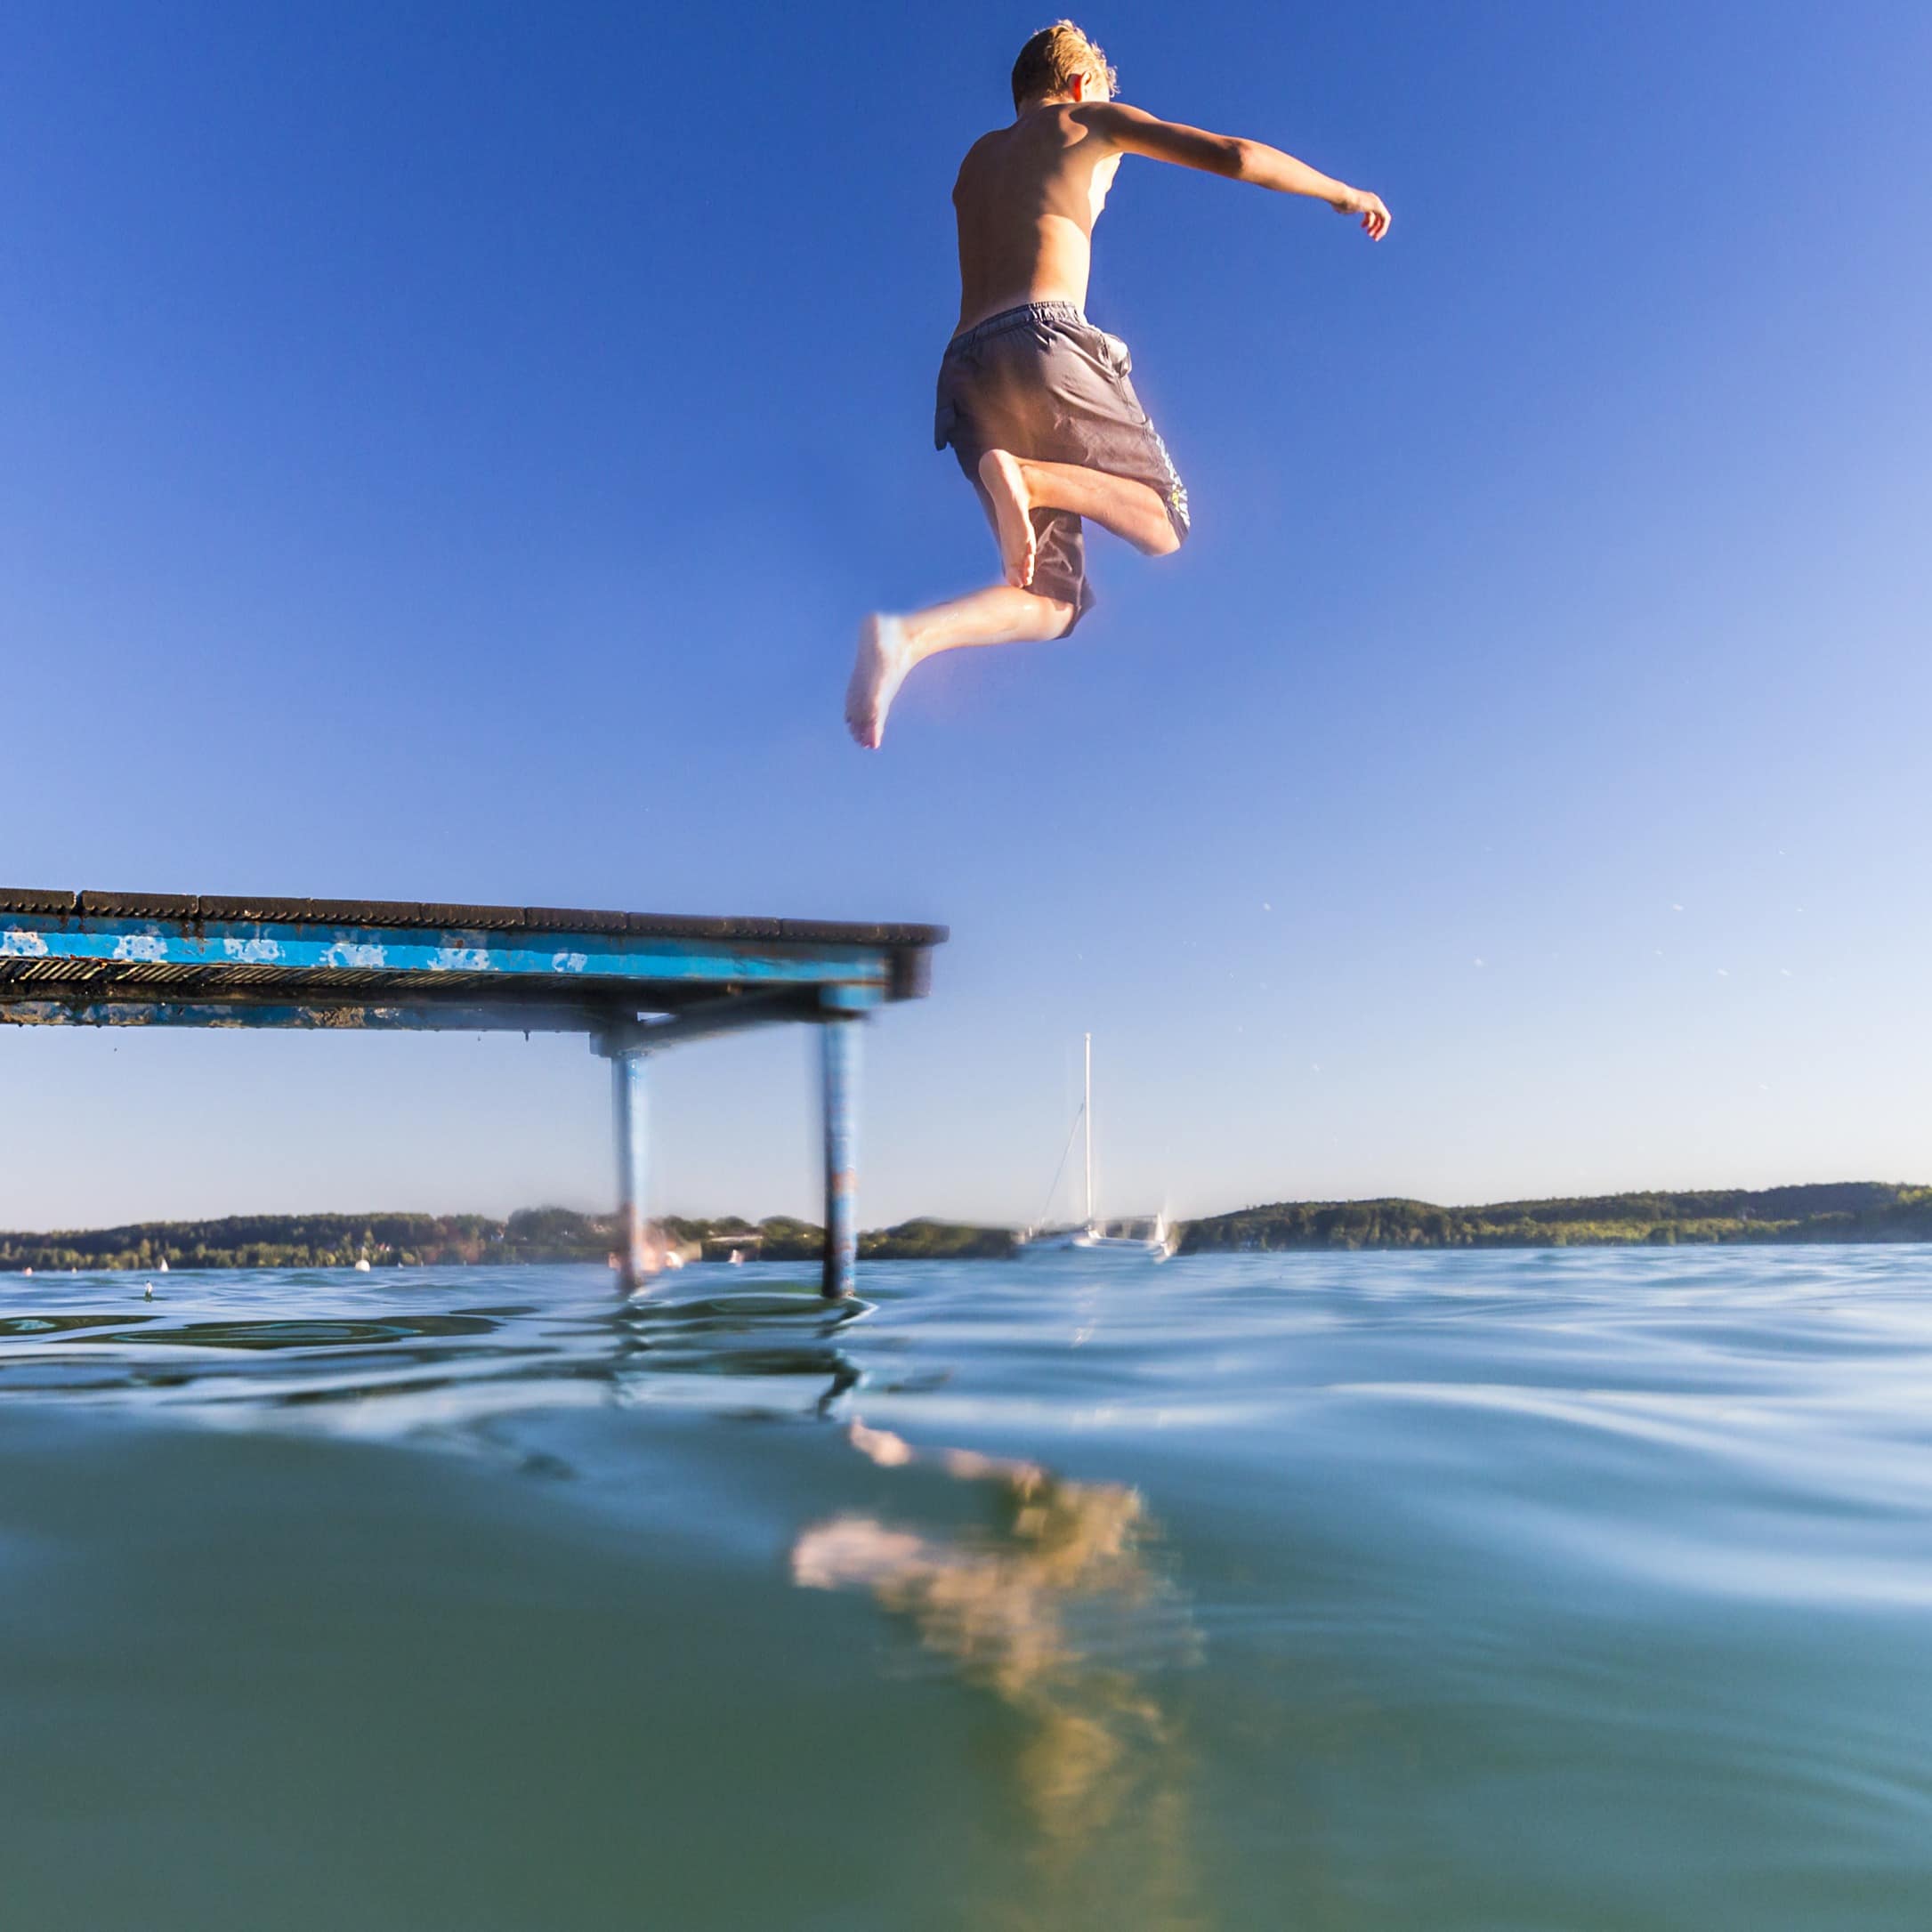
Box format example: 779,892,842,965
1333,186,1391,239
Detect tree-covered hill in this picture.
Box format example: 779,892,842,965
0,1209,1015,1272
1176,1183,1932,1253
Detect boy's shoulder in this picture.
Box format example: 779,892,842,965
958,107,1111,172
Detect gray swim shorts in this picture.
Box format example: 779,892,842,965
934,301,1190,628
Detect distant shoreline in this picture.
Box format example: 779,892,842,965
3,1183,1930,1272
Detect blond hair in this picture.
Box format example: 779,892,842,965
1010,20,1116,109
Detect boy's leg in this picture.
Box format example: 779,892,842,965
845,584,1076,750
981,448,1174,583
977,450,1182,588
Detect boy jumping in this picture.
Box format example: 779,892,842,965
845,20,1390,749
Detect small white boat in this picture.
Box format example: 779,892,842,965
1076,1213,1173,1257
1021,1216,1172,1258
1016,1034,1172,1260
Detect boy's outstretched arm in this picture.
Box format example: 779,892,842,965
1078,101,1391,238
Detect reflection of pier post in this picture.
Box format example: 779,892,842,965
611,1047,651,1289
820,1013,861,1299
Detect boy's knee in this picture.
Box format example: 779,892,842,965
1138,517,1184,559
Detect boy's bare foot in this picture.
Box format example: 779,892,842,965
845,613,914,750
977,449,1037,587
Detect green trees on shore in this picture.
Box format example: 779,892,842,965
1175,1183,1932,1253
4,1184,1931,1273
0,1209,1016,1272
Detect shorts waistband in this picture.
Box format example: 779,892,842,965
945,301,1088,352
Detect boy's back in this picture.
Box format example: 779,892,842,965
952,107,1121,333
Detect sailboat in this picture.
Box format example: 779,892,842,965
1016,1034,1173,1259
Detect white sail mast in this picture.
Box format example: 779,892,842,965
1083,1031,1094,1230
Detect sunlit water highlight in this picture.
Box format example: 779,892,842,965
4,1246,1931,1929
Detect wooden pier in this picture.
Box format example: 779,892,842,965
0,890,947,1297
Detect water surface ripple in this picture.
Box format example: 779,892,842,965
3,1246,1929,1929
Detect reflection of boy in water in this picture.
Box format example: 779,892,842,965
845,20,1389,749
794,1423,1152,1692
793,1422,1201,1919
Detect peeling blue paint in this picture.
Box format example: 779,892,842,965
0,916,891,988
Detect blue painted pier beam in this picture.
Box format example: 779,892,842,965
0,889,946,1299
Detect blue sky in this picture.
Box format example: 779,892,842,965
3,0,1928,1230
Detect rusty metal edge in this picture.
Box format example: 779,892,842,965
0,890,946,950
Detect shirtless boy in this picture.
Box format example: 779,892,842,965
845,20,1390,749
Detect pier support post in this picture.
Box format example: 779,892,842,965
610,1047,653,1290
820,1015,861,1299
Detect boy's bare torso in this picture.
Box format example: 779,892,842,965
953,107,1121,331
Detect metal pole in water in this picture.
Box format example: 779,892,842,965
820,1017,861,1298
611,1047,652,1290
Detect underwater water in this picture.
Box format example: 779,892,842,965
3,1245,1930,1930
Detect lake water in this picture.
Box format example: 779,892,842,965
3,1245,1930,1930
